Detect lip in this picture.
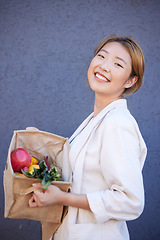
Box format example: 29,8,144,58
95,72,110,83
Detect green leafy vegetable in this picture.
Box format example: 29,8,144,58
22,158,62,190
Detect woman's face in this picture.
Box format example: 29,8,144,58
88,42,136,100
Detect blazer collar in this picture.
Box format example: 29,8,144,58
69,99,127,171
69,99,127,144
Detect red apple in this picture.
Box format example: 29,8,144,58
11,148,31,172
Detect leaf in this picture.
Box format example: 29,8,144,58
32,168,43,179
44,156,51,170
42,177,52,190
50,167,58,174
21,169,34,178
39,160,48,171
50,167,61,180
21,156,62,190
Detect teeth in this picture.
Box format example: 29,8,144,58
96,73,108,82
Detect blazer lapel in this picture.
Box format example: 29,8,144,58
67,99,127,224
69,112,94,144
69,99,126,172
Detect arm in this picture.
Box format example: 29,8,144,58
29,183,91,211
87,116,147,223
26,127,90,210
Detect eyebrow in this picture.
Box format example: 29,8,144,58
100,49,127,65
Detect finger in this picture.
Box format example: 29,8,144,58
32,183,44,189
33,189,45,199
29,196,37,208
26,127,39,131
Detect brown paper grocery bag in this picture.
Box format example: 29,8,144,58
41,205,68,240
3,130,72,240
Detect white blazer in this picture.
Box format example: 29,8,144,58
54,99,147,240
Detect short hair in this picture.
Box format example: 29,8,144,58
94,34,145,97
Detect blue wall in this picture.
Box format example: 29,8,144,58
0,0,160,239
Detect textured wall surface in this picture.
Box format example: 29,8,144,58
0,0,160,239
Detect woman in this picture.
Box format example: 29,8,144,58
28,34,147,240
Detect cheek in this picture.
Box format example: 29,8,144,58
88,57,97,74
87,62,94,81
114,68,131,81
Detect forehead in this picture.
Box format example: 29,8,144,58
100,42,131,64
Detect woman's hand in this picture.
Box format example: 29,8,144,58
26,127,39,131
29,183,64,208
29,183,91,211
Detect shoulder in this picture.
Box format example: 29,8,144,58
102,105,138,131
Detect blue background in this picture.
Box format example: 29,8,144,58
0,0,160,239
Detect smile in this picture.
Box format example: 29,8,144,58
95,72,110,82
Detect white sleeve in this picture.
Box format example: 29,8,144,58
87,118,146,223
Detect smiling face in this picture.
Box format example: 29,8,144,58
87,41,137,102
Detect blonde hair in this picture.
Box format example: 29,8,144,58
94,34,145,97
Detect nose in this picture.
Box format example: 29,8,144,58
100,60,110,72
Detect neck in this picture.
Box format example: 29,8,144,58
94,93,121,117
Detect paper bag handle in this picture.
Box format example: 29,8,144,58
20,186,43,196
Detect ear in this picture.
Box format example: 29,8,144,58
125,76,138,89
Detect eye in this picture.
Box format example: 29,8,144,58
115,62,124,68
97,53,105,59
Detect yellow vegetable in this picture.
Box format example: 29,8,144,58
30,156,38,165
28,164,40,174
15,173,26,177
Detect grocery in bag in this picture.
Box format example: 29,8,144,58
3,130,72,240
